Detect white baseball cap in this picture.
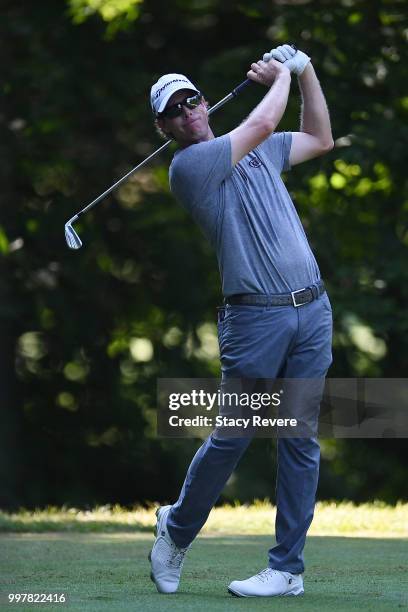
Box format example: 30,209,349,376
150,73,199,116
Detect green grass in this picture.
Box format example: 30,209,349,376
1,500,408,537
0,503,407,611
1,533,407,611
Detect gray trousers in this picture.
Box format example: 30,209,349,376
167,290,333,574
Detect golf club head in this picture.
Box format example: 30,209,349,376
65,223,83,249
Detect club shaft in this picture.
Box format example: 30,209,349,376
76,140,172,220
208,79,252,115
69,77,252,222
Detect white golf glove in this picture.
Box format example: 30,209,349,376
263,44,311,76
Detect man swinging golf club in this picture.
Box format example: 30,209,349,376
149,44,334,597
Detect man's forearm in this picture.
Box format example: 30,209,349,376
229,62,291,165
246,71,292,133
298,64,333,148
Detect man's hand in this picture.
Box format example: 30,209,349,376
263,44,311,76
247,58,291,88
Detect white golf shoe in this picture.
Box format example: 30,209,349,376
149,505,190,594
228,567,304,597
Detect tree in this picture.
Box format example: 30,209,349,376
1,0,407,509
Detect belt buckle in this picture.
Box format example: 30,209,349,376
291,287,307,307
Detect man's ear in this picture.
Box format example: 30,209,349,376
155,117,173,140
157,117,172,138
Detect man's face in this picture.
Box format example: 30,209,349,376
157,89,211,146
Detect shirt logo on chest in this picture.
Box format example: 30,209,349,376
249,158,262,168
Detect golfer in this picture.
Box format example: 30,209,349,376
149,44,334,597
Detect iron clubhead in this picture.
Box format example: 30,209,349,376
65,222,82,249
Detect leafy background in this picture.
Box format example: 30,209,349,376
1,0,407,510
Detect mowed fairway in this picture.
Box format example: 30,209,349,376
1,504,407,611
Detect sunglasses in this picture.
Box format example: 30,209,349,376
159,92,203,119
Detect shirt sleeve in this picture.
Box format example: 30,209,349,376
169,135,232,210
257,131,292,173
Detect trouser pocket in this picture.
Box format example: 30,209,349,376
217,306,226,323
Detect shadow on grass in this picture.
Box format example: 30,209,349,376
0,518,152,533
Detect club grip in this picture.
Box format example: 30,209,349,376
232,43,297,97
231,78,252,97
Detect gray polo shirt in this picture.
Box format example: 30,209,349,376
169,132,321,296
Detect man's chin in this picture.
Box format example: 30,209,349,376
178,128,212,147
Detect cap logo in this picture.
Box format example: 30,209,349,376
154,78,190,100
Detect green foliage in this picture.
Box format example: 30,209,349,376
68,0,144,37
1,0,407,510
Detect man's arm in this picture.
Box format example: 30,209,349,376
229,59,291,166
289,63,334,166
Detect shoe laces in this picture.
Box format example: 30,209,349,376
255,568,277,583
167,542,189,568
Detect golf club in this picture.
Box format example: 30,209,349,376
64,78,252,249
